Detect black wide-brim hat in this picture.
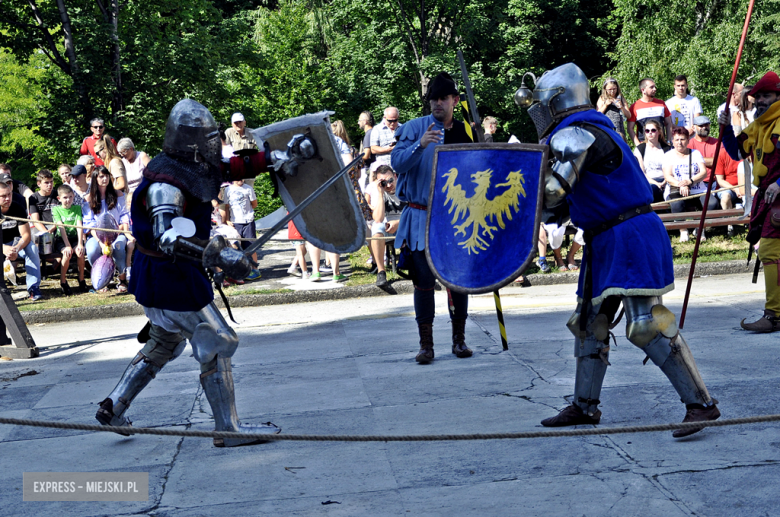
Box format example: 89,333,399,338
428,72,459,100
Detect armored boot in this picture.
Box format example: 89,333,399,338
416,323,434,364
740,310,780,333
644,332,720,438
96,353,161,435
200,356,280,447
451,319,473,358
542,350,608,427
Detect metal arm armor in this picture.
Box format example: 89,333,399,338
146,183,186,252
220,148,271,183
544,126,596,208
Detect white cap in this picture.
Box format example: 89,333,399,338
231,112,245,123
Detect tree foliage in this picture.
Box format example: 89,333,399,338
608,0,780,124
0,0,621,211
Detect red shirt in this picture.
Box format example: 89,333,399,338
79,135,115,167
714,148,739,186
628,98,670,122
688,136,718,175
628,98,670,141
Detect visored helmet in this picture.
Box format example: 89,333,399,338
519,63,593,140
162,99,221,168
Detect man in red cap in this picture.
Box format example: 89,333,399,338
720,71,780,331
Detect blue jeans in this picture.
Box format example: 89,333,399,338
86,235,128,276
5,238,41,290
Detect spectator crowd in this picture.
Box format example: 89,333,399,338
3,74,755,300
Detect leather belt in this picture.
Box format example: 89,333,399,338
136,243,166,259
408,202,428,211
584,204,653,241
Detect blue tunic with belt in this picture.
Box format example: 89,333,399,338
550,110,674,304
128,177,214,311
391,115,471,250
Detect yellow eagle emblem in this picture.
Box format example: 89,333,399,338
441,168,527,254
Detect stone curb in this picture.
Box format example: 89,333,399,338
21,259,753,325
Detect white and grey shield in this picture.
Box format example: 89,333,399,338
251,111,366,254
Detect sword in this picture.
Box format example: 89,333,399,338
457,49,509,350
242,155,363,258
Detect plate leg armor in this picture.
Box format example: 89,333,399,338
567,301,612,418
542,300,615,427
624,296,714,406
200,356,280,447
96,324,187,433
160,302,281,445
96,353,161,434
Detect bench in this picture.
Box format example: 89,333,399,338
656,208,749,231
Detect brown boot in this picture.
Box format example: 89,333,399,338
672,403,721,438
541,404,601,427
740,310,780,332
451,319,473,358
416,323,434,364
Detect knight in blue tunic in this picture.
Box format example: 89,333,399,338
95,99,304,446
517,64,720,437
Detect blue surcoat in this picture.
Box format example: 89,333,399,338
550,110,674,304
128,177,214,311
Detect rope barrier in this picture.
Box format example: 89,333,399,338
2,214,129,234
0,413,778,441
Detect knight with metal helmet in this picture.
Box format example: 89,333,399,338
515,64,720,437
95,99,313,446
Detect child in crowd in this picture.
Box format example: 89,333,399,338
52,184,87,294
223,179,261,281
210,198,245,286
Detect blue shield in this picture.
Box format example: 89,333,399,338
425,143,547,294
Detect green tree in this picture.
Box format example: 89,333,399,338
0,49,49,182
607,0,780,124
0,0,257,167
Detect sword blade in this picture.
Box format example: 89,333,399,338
243,155,362,257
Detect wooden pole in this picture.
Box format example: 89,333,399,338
679,0,757,329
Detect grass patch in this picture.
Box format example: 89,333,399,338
230,287,294,295
346,246,404,286
14,283,137,313
12,275,294,313
669,230,749,264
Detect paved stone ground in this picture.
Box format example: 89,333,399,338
0,273,777,516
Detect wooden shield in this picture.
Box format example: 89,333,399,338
425,143,548,294
250,112,366,254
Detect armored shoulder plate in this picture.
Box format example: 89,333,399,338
549,126,596,165
544,126,597,208
146,182,186,244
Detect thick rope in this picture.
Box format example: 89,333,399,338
3,214,128,234
0,414,778,442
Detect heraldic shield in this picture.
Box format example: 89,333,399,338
250,111,366,254
425,143,547,294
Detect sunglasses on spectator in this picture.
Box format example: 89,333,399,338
644,129,658,134
92,125,104,129
385,118,398,123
